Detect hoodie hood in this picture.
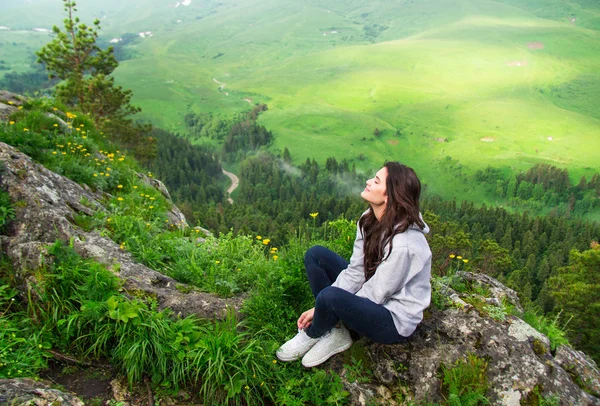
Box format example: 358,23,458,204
409,212,430,235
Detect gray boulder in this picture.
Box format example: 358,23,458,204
330,272,600,405
0,91,24,121
0,378,84,406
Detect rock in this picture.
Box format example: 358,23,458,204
110,377,130,404
555,345,600,397
0,378,84,406
0,91,25,120
0,141,240,320
136,172,191,228
0,102,18,121
327,273,600,405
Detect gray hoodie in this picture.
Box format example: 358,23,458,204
331,215,432,337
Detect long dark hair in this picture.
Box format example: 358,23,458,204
359,162,425,280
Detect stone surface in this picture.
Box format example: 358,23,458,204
0,378,84,406
555,345,600,397
0,142,241,320
329,274,600,405
0,91,24,120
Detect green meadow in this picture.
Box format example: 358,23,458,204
1,0,599,207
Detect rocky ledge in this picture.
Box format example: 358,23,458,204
0,141,242,319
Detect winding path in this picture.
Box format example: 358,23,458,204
222,168,239,204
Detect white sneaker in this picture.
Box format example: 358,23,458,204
276,329,320,362
301,325,353,368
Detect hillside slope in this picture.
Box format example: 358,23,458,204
0,95,599,405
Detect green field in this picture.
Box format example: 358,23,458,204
1,0,599,206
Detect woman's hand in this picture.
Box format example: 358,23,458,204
297,307,315,330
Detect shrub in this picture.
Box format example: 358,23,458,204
522,310,570,351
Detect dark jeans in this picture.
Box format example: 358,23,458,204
303,245,406,344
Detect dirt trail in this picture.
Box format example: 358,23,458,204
222,168,239,204
212,77,226,91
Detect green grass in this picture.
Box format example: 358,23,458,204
2,0,600,207
0,31,49,79
440,353,490,405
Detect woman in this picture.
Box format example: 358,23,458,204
276,162,432,368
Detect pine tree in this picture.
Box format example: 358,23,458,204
283,147,292,164
37,1,156,161
549,246,600,363
37,1,140,124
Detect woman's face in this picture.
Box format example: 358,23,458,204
361,167,388,207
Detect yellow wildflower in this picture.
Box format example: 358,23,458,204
457,256,463,260
449,254,456,259
93,174,97,177
82,136,87,139
53,107,57,111
23,128,29,132
273,255,278,261
256,236,262,240
272,360,277,364
215,260,221,264
262,239,270,245
7,101,13,105
9,121,14,125
463,259,469,263
117,185,123,188
18,106,23,110
105,173,110,177
53,124,58,127
309,212,319,218
149,205,154,209
117,197,123,201
133,186,138,189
